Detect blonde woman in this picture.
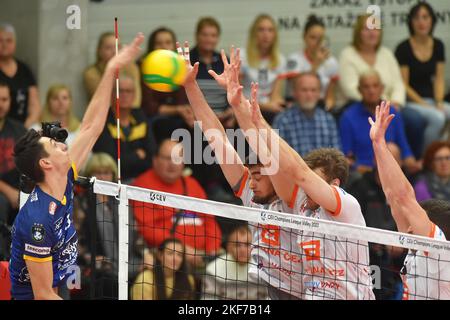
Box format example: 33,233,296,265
34,84,80,147
83,32,142,107
240,14,286,123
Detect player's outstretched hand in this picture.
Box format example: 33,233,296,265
250,82,264,127
209,46,241,90
176,41,199,85
108,33,144,70
369,100,395,144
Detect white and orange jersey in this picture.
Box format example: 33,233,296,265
402,223,450,300
235,169,306,299
294,185,375,300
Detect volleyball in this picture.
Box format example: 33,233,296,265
141,49,187,92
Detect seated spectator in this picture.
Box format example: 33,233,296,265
0,23,40,128
395,2,449,149
414,141,450,202
240,14,286,123
347,143,406,300
130,238,196,300
286,14,339,110
93,74,154,182
339,14,425,159
84,31,141,108
273,72,341,156
131,139,222,269
72,152,146,299
190,17,233,128
340,70,419,174
203,224,268,300
0,81,26,260
32,84,80,147
140,27,192,144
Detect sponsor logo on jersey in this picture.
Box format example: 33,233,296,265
54,217,63,230
25,243,51,256
49,201,57,215
18,266,30,283
31,224,45,243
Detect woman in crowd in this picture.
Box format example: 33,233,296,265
38,84,80,147
84,31,141,108
131,238,196,300
414,141,450,202
286,14,339,110
395,2,449,149
140,27,193,144
240,14,286,123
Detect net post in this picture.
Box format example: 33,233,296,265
118,184,129,300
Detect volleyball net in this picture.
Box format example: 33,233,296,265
78,178,450,300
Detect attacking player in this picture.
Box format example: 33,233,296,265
369,100,450,300
178,42,305,300
9,33,144,300
221,49,375,300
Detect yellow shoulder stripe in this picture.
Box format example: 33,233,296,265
23,255,53,263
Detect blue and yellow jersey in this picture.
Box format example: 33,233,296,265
9,164,79,300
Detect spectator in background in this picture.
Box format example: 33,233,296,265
273,72,341,156
347,143,405,300
395,2,449,149
131,238,196,300
0,23,40,128
0,81,26,260
286,14,339,110
414,141,450,202
73,152,146,294
84,31,142,108
31,84,80,147
240,14,286,124
93,74,154,182
340,70,419,174
339,14,425,159
203,224,268,300
132,139,222,269
190,17,233,128
140,27,193,144
189,17,237,203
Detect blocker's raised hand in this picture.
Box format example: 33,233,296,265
176,41,199,85
108,33,144,70
369,100,395,144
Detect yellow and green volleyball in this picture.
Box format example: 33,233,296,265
141,49,187,92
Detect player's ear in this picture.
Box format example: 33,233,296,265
39,158,52,170
330,178,340,187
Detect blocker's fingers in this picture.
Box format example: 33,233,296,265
176,42,183,56
184,41,190,61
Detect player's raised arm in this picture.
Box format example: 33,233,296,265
69,33,145,171
246,84,340,214
370,101,431,236
177,41,245,188
221,54,296,204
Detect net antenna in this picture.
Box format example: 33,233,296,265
114,17,122,185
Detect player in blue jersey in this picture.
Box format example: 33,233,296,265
8,33,144,300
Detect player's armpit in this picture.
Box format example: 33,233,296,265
25,259,62,300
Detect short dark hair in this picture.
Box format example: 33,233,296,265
196,17,221,36
304,14,325,36
146,27,177,54
0,81,10,93
420,199,450,239
244,153,263,169
14,129,48,183
407,1,437,36
292,71,322,90
304,148,349,186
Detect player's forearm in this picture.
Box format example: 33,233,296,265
79,64,115,137
372,139,416,206
184,82,226,137
434,76,445,103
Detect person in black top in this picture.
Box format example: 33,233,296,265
395,2,449,150
0,81,26,260
93,74,154,182
0,24,40,128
